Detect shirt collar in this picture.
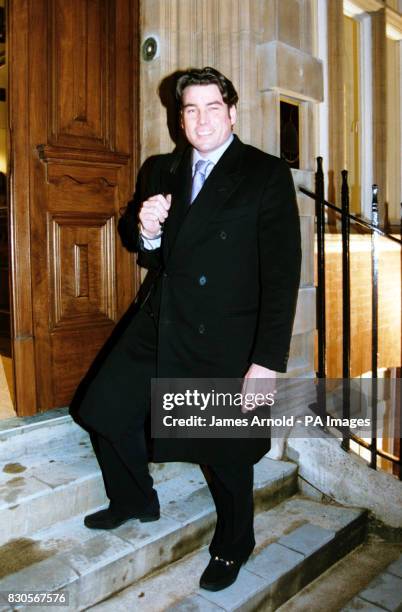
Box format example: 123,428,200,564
192,133,234,172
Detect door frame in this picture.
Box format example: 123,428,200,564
8,0,37,415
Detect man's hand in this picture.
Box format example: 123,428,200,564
241,363,277,413
139,194,172,239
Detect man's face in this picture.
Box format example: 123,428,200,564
181,84,237,155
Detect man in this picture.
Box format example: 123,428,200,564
73,67,301,591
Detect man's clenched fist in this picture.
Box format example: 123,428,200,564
139,194,172,239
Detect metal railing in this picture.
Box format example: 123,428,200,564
300,157,402,479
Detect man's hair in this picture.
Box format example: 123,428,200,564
176,67,238,108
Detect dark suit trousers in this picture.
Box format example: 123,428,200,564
78,307,255,561
202,464,255,562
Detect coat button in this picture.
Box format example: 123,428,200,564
198,323,206,334
220,231,227,240
199,275,207,286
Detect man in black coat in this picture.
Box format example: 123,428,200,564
74,67,301,591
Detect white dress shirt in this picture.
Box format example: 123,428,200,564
140,134,234,250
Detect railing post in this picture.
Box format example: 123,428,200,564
316,157,326,380
341,170,351,451
370,185,379,470
315,157,327,421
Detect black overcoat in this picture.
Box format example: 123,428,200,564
76,135,302,465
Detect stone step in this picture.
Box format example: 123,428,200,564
0,458,297,611
342,554,402,612
0,427,192,546
87,496,368,612
0,410,86,461
274,533,402,612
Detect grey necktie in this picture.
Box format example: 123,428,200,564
190,159,213,203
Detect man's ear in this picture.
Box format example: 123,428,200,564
229,105,237,126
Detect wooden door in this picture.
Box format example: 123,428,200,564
9,0,139,414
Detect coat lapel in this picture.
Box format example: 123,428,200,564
162,147,192,262
165,135,246,264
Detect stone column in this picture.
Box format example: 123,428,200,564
327,0,346,205
257,0,322,380
371,8,387,221
386,37,401,223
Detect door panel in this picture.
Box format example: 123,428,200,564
10,0,139,413
48,211,116,328
49,0,113,149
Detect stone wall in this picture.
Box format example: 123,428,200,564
139,0,323,377
287,430,402,528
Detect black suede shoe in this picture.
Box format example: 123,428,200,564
84,504,160,529
199,556,245,591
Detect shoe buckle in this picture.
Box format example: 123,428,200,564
214,556,234,566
